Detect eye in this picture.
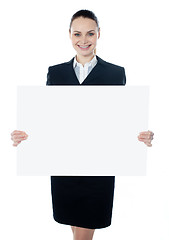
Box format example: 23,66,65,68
75,33,80,37
89,33,94,36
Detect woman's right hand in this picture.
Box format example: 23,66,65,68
11,130,28,147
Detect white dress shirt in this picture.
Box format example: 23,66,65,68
73,55,98,84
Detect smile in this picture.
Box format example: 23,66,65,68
78,45,91,50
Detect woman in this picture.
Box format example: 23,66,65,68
11,10,154,240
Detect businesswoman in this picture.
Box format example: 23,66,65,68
11,10,154,240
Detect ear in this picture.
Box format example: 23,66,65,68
69,29,71,39
98,28,100,39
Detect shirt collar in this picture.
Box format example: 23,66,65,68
73,55,97,69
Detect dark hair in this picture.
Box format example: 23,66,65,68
69,9,99,31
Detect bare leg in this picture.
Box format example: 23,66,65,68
71,225,75,234
73,226,95,240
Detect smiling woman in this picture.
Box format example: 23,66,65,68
11,9,154,240
69,11,100,66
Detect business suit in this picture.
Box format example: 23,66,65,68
47,55,126,229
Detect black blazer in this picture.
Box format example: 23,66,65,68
46,55,126,86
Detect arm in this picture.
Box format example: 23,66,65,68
46,67,51,86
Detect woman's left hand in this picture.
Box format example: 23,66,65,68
138,130,154,147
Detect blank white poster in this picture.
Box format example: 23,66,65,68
17,86,149,176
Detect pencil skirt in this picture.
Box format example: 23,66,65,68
50,176,115,229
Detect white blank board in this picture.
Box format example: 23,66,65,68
17,86,149,176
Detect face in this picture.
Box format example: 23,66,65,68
69,17,100,58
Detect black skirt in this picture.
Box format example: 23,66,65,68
50,176,115,229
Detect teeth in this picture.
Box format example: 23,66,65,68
79,45,90,48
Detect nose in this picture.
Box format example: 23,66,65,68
80,35,88,44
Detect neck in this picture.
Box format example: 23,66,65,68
76,53,95,66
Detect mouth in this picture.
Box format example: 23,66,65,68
77,44,92,50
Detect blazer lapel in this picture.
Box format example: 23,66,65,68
65,58,80,85
81,59,101,85
66,55,102,85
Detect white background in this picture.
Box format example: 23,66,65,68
0,0,169,239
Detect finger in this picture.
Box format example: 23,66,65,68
144,142,152,147
138,136,149,141
138,136,151,140
139,131,150,135
139,130,154,136
11,136,28,142
138,138,145,142
11,130,23,135
12,135,27,140
13,142,18,147
138,137,152,145
13,140,22,146
138,133,153,140
144,138,152,145
11,131,27,136
12,132,28,138
12,132,27,137
138,138,148,143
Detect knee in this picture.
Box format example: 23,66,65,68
73,227,95,240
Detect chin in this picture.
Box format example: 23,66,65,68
75,46,95,56
77,50,95,56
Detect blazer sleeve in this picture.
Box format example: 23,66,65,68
123,67,126,85
46,67,51,86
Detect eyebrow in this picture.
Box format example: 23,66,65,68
73,30,95,33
